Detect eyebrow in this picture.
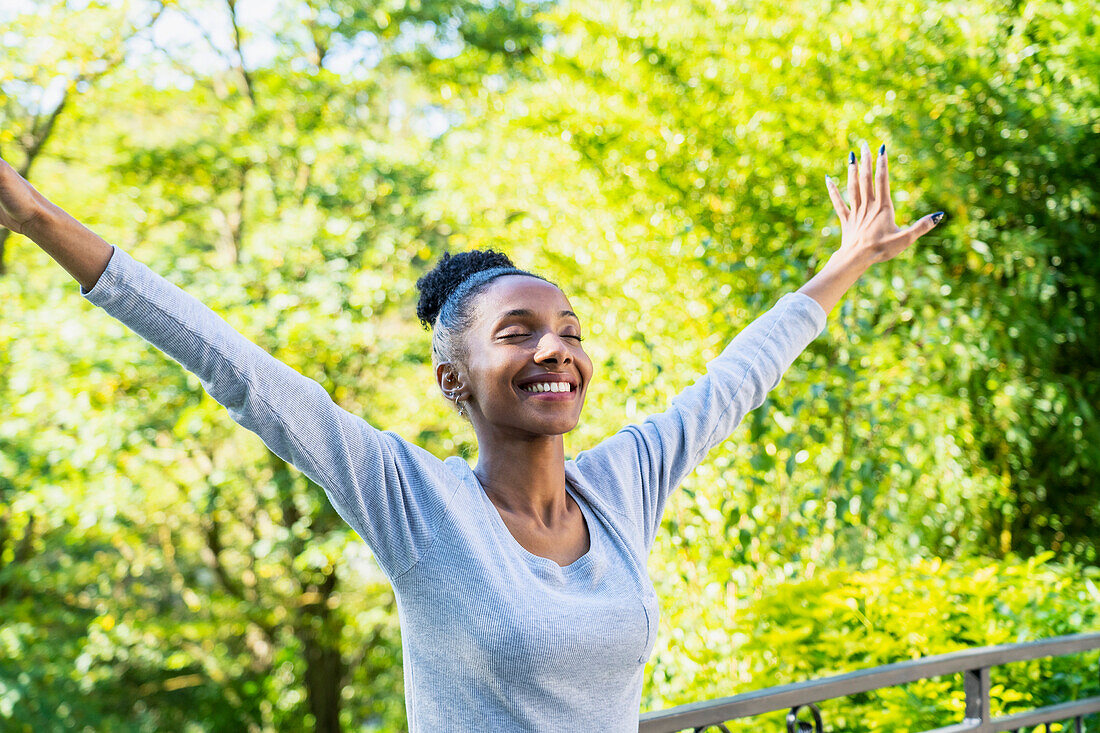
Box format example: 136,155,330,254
499,308,580,320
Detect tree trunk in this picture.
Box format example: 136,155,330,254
296,570,344,733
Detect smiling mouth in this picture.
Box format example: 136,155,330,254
519,382,576,394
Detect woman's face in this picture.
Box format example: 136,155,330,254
455,275,593,438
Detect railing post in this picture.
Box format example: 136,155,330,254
964,666,991,724
786,703,823,732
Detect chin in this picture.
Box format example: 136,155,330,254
528,413,583,437
553,413,584,436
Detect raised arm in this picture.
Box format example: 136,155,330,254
576,142,945,547
0,157,458,579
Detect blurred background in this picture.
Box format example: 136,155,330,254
1,0,1097,730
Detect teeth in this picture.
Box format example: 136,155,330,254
523,382,572,393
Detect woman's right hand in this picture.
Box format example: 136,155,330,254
0,157,50,237
0,156,113,290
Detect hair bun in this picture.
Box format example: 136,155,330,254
416,249,515,328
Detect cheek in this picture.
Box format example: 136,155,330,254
579,352,595,384
465,353,516,398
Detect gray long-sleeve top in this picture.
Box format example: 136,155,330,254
82,244,828,731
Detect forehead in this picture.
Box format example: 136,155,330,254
476,275,575,319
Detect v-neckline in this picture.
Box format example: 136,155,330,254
467,464,598,575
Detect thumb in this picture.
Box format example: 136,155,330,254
899,211,945,246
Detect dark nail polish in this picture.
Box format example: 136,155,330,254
849,151,856,165
931,212,944,225
879,144,886,156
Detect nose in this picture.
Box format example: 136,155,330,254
534,331,573,365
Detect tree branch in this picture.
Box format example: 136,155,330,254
303,0,330,69
226,0,257,106
201,504,250,601
20,89,70,177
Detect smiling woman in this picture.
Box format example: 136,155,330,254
0,140,943,731
418,252,597,570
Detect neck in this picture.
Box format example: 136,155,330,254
473,432,569,524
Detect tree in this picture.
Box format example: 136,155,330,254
3,0,1097,729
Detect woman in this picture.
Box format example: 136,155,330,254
0,142,942,730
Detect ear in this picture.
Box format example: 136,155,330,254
435,362,470,404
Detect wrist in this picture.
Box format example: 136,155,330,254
827,245,876,277
796,244,875,315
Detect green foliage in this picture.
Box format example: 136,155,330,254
647,553,1100,730
2,0,1098,730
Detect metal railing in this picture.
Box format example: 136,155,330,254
639,632,1100,733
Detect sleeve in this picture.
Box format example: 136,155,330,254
573,291,827,549
81,244,458,579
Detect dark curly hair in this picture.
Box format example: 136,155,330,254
415,249,551,366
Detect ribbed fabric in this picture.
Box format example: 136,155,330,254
82,245,828,731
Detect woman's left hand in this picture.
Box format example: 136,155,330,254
825,141,943,264
797,141,945,313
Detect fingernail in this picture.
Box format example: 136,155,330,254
931,212,944,225
879,143,886,156
849,151,855,165
825,174,832,186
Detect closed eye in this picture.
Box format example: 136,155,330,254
497,332,582,341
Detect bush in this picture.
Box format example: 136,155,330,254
646,554,1100,731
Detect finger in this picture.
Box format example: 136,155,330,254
859,140,873,211
825,175,849,222
846,150,860,214
875,143,891,207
